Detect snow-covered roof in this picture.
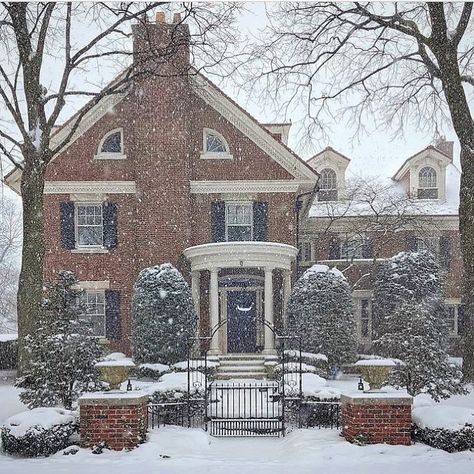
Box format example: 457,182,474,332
309,147,461,218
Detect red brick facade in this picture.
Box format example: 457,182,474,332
79,394,148,450
342,395,412,446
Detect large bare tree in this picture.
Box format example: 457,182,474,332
250,2,474,380
0,2,239,371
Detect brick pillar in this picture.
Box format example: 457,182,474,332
79,392,149,451
341,393,412,446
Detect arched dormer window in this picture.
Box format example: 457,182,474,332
95,128,126,160
319,168,338,201
418,166,438,199
201,129,233,160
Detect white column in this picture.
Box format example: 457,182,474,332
263,267,275,354
282,270,292,331
191,271,200,336
209,268,220,354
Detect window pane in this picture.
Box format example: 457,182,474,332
341,238,364,259
417,188,438,199
77,205,103,246
80,291,106,337
447,306,456,334
319,189,338,201
101,132,121,153
206,133,227,153
227,225,252,241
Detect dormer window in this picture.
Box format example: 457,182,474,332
201,129,233,160
95,128,126,160
319,168,338,201
418,166,438,199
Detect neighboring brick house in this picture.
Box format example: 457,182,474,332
300,141,464,354
5,15,318,356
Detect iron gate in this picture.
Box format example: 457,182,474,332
207,381,283,437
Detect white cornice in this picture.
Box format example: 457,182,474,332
191,73,317,181
44,181,137,194
190,180,308,194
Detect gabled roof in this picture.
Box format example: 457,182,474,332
5,68,318,195
392,145,451,181
308,146,351,164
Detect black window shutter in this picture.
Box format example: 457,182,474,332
406,235,417,252
457,304,466,336
362,238,374,259
211,201,226,242
105,289,121,340
253,201,268,241
439,236,452,270
328,236,341,260
60,201,75,249
103,202,118,249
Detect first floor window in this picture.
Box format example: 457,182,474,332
354,297,372,341
446,304,461,336
341,238,364,260
80,291,106,337
299,241,312,263
415,236,439,254
225,202,253,241
76,204,103,247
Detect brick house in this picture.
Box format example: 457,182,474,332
5,14,464,359
300,141,464,354
5,15,318,357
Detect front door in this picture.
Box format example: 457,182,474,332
227,290,257,353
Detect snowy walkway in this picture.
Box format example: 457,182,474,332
1,426,474,474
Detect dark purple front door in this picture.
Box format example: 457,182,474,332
227,290,257,353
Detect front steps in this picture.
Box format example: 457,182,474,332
216,354,268,380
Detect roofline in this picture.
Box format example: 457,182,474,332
308,146,351,163
392,145,451,181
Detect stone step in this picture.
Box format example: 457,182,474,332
219,359,266,366
219,354,266,360
216,372,267,380
217,366,266,373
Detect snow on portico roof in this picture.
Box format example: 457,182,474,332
308,145,461,218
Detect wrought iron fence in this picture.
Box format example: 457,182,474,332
148,400,205,429
299,400,341,429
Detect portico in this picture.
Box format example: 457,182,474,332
183,242,297,355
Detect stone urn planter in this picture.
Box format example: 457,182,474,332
354,359,396,391
95,358,136,390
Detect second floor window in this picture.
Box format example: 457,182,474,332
418,166,438,199
76,204,103,247
225,203,253,241
415,236,439,254
319,168,338,201
80,290,106,337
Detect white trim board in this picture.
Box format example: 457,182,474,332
190,180,307,194
44,181,137,194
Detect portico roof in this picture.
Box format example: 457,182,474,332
183,242,298,272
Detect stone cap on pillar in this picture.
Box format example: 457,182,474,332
79,391,149,406
341,392,413,405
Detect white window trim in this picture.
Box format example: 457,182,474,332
74,202,105,250
225,201,253,241
353,292,373,342
94,128,126,160
340,235,367,260
200,128,233,160
318,167,338,202
417,166,439,200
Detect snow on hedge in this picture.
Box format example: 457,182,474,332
4,407,76,437
413,406,474,431
355,359,396,367
172,360,219,371
139,362,170,373
284,373,341,399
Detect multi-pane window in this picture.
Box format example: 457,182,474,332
415,236,439,254
100,130,122,154
360,299,372,339
80,291,106,337
319,168,338,201
206,133,227,153
76,204,103,247
446,304,463,336
341,238,364,259
225,203,253,241
418,166,438,199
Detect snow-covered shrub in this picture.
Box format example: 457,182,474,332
373,252,465,400
412,405,474,452
16,271,103,409
132,263,197,365
287,265,357,370
136,362,171,380
1,407,78,457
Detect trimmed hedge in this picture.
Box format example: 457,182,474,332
412,424,474,452
1,420,78,457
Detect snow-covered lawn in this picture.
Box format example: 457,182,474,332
1,426,474,474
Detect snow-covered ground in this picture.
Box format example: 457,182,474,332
1,376,473,473
1,426,473,474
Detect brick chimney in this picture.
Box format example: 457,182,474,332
132,11,190,74
434,137,454,160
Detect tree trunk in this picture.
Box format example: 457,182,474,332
17,154,46,375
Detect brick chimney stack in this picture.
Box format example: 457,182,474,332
132,10,190,73
434,137,454,160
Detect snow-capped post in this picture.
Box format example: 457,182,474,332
79,353,148,451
